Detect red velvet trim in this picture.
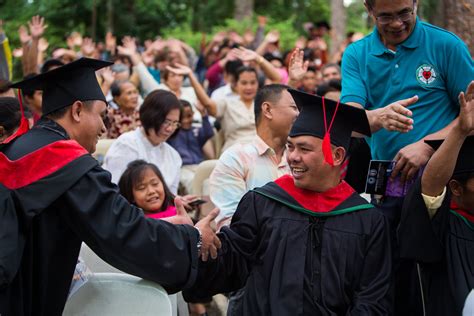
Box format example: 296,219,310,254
2,117,29,144
274,174,355,213
0,140,88,189
450,200,474,223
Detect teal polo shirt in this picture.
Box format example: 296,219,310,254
341,19,473,160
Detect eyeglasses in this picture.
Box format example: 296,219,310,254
375,10,414,25
162,119,181,129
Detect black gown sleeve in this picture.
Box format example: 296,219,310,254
183,191,260,302
398,178,449,263
58,165,199,293
349,211,393,315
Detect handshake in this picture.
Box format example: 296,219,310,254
162,197,222,262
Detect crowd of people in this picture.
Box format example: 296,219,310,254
1,0,473,315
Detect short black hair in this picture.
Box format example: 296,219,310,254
365,0,417,10
0,97,22,135
254,84,289,126
0,79,13,94
40,59,65,74
111,80,131,99
321,63,341,75
224,60,244,79
118,159,175,211
452,172,474,188
235,66,258,82
316,79,342,96
139,89,181,135
45,100,95,120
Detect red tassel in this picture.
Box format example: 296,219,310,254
322,132,334,166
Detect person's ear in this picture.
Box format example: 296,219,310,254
449,179,463,197
333,146,346,166
262,101,273,119
70,101,84,123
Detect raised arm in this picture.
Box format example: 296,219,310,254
166,63,218,117
287,48,308,89
421,81,474,197
233,47,281,84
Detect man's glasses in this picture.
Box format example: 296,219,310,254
375,10,414,25
162,119,181,129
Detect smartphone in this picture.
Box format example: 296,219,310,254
188,199,207,207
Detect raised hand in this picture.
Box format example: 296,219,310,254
101,67,116,86
233,46,260,62
18,25,31,45
28,15,47,39
195,208,221,261
458,81,474,134
117,36,141,65
166,63,192,76
264,30,280,43
371,96,417,133
288,47,309,82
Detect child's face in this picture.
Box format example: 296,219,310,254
132,168,166,213
180,106,194,130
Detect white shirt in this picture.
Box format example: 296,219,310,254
103,128,182,194
210,84,239,103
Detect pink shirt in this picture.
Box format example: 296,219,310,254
145,205,177,219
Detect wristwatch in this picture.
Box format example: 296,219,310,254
195,227,202,255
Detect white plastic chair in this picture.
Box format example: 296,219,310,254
63,272,172,316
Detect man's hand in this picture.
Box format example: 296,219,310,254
458,81,474,134
288,47,309,82
28,15,47,39
160,197,194,226
117,36,141,65
369,96,417,133
391,140,434,183
195,208,221,261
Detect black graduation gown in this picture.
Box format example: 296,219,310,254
0,119,199,316
399,179,474,315
184,180,393,315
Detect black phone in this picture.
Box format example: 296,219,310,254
188,199,207,207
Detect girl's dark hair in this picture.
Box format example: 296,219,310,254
235,66,258,82
118,159,175,211
0,97,22,135
139,90,181,135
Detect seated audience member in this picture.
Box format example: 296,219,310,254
21,73,43,123
119,160,177,219
320,62,341,83
316,78,341,100
210,84,298,228
106,80,141,139
103,89,182,194
167,100,214,194
399,82,474,316
0,97,22,142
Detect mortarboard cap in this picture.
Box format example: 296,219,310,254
10,58,113,115
288,89,371,165
425,136,474,176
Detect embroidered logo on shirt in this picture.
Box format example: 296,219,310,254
416,64,437,85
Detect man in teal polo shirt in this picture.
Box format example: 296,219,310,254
341,0,473,314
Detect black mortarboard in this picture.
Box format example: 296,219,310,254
425,136,474,175
10,58,113,115
288,89,371,165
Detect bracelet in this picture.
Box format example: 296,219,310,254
195,227,203,255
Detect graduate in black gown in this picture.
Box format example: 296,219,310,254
0,58,220,316
399,81,474,316
184,89,393,315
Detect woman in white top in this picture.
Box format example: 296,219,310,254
103,90,183,194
